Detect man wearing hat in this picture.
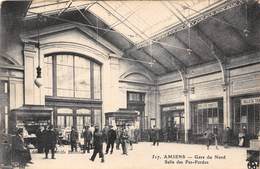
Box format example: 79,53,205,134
105,125,117,154
70,126,79,152
83,125,92,153
44,125,57,159
90,126,104,163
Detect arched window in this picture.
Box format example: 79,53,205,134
44,54,101,99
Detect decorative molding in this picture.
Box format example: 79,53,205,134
45,96,102,105
0,53,21,66
41,41,109,60
119,79,155,86
20,23,123,57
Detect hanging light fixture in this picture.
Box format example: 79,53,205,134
34,14,43,88
187,11,192,55
243,1,250,37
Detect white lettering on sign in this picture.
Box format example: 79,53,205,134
162,105,184,111
241,97,260,105
197,102,218,109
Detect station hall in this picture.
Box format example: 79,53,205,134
1,1,260,169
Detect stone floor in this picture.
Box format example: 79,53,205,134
24,142,248,169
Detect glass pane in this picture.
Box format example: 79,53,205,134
256,105,260,123
94,109,101,129
77,109,91,115
193,105,198,134
198,109,203,134
75,56,91,98
44,56,53,96
203,109,208,130
57,116,65,129
66,116,73,128
84,116,91,126
93,63,101,99
57,55,74,97
57,108,73,114
77,116,84,133
248,105,255,123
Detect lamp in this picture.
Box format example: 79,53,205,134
187,48,192,55
243,27,250,37
244,2,250,38
34,14,43,88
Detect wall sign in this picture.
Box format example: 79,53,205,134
197,102,218,109
241,97,260,105
162,105,184,112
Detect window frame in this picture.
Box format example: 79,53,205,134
44,53,102,100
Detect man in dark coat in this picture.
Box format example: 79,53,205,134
36,126,44,153
102,125,109,144
70,126,78,152
83,126,92,153
105,125,117,154
150,125,160,146
12,128,32,167
223,127,231,148
44,125,57,159
90,126,104,163
204,128,214,150
115,127,122,150
120,128,129,155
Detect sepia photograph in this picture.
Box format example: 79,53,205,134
0,0,260,169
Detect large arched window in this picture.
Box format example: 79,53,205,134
44,53,101,99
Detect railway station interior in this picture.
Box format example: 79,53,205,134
1,0,260,168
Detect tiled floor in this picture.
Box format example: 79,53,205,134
24,142,248,169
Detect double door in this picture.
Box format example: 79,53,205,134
161,111,184,142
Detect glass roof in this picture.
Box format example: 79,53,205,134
27,0,226,44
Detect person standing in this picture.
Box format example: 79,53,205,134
151,125,160,146
105,125,117,154
120,128,129,155
238,126,247,147
70,126,78,152
36,126,44,153
213,126,219,149
223,127,231,148
88,125,94,148
102,125,109,144
204,128,213,150
83,126,92,153
13,128,33,168
127,125,135,150
44,125,57,159
90,126,104,163
115,126,122,150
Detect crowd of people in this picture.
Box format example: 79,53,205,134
13,123,145,166
202,126,248,150
13,123,250,168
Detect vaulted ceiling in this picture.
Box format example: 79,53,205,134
2,0,260,76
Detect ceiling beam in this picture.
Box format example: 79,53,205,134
174,34,204,63
135,0,244,49
141,49,172,73
124,52,161,76
221,17,257,51
192,26,226,63
155,43,187,72
192,26,227,84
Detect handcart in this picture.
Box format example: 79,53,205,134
247,139,260,169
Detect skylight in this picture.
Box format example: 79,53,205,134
26,0,227,44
